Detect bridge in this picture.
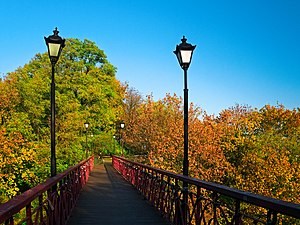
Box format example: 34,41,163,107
66,158,168,225
0,156,299,225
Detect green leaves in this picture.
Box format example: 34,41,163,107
61,38,107,74
0,38,124,202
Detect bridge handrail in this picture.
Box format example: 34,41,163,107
0,156,94,225
112,155,300,224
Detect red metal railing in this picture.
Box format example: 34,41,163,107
0,156,94,225
112,156,300,225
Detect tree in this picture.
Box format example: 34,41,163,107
122,93,235,183
122,98,300,204
0,38,125,202
217,104,300,203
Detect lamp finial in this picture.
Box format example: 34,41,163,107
53,27,59,36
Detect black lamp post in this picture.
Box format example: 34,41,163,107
113,135,116,153
174,36,196,225
119,121,125,156
45,28,65,177
84,122,90,158
90,133,94,155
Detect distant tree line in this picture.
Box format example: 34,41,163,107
122,89,300,205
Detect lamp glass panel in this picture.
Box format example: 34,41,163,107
176,51,182,65
49,43,61,57
180,50,192,64
120,123,125,129
84,123,89,128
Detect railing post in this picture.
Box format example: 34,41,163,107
159,174,165,212
182,185,189,225
39,195,44,224
0,157,93,225
26,204,32,225
234,200,241,225
47,190,54,225
212,192,218,225
166,176,172,221
267,210,277,225
195,186,201,225
174,179,182,225
111,156,300,225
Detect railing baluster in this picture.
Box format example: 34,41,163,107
112,155,300,225
233,199,241,225
267,210,278,225
159,174,165,212
0,156,94,225
6,217,13,225
195,186,201,225
26,203,32,225
38,194,43,224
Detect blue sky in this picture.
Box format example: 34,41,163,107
1,0,299,115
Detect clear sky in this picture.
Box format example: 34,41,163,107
1,0,299,115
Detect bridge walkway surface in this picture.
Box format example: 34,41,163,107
67,159,169,225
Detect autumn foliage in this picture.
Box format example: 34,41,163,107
122,90,300,204
1,38,299,208
0,38,124,203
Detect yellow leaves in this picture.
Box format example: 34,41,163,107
235,135,300,203
0,127,39,202
21,172,28,179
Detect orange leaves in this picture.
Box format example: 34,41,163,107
188,115,235,183
0,75,20,111
122,93,235,183
123,96,300,204
237,146,300,202
218,104,300,203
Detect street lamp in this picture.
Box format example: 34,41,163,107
45,28,65,177
119,121,125,156
174,36,196,225
90,133,94,154
113,135,116,153
174,36,196,177
84,122,90,158
120,121,125,129
84,121,90,129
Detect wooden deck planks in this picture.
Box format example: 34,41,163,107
67,159,169,225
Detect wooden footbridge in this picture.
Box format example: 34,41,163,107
67,160,168,225
0,156,299,225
